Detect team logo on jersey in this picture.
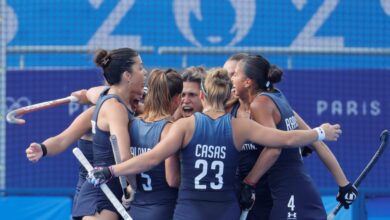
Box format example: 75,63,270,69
173,0,255,46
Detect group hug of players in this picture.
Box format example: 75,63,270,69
25,48,357,220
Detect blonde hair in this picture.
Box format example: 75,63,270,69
203,68,232,110
141,69,182,121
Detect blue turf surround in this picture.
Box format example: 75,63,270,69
0,196,71,220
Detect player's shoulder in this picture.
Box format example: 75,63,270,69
251,94,276,112
175,115,194,126
102,97,125,108
101,98,128,116
173,115,195,134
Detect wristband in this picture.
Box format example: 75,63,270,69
40,143,48,157
314,127,326,141
109,166,116,178
243,178,256,188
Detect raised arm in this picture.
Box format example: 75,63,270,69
114,118,186,176
233,117,341,149
26,106,95,162
294,111,349,186
294,112,357,209
70,89,90,104
87,86,108,104
88,117,188,186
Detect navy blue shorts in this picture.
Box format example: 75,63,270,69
173,199,239,220
72,177,85,217
72,178,122,218
129,189,178,220
129,202,176,220
267,168,326,220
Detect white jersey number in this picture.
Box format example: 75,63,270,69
141,172,152,191
288,195,295,211
194,159,224,190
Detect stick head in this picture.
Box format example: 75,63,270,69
380,130,389,143
6,110,26,125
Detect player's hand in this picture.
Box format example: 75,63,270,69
70,89,90,104
320,123,342,141
25,143,43,162
122,185,135,209
239,181,256,210
87,166,114,187
336,183,358,209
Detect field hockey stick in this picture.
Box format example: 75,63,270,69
110,135,130,199
240,192,256,220
240,210,249,220
327,129,389,220
72,148,133,220
6,96,79,125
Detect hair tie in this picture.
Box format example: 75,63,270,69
265,81,271,88
101,56,111,67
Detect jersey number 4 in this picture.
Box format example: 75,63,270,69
194,159,224,190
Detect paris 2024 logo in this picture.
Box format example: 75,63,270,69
173,0,255,47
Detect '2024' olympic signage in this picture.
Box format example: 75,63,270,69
5,0,390,48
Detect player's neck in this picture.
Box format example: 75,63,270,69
203,108,225,113
109,86,131,105
203,108,226,119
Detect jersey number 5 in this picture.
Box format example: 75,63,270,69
194,159,224,190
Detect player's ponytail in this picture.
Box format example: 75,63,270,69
267,64,283,88
204,68,231,110
142,69,182,121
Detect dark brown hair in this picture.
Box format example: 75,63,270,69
94,48,139,85
239,55,283,91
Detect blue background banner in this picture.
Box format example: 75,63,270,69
5,0,390,68
5,69,390,191
3,1,390,218
6,69,101,189
7,1,390,47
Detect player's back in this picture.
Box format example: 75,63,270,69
91,93,133,167
129,118,178,202
260,89,303,169
174,112,240,220
75,93,133,218
129,118,178,220
259,89,326,219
